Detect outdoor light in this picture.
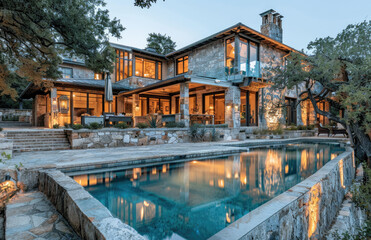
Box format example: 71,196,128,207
58,95,70,114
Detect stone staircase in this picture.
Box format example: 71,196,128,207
5,130,71,152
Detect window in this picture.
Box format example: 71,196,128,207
176,56,188,75
115,50,133,82
61,67,73,78
94,73,103,80
240,91,258,126
225,37,260,77
203,92,225,124
225,38,235,75
285,97,297,126
135,58,162,80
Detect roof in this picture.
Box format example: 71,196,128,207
20,79,133,99
119,75,190,97
165,23,301,58
110,43,166,59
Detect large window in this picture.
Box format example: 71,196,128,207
61,67,73,78
203,92,225,124
225,37,259,77
176,56,188,75
135,58,162,80
240,91,258,126
116,50,133,82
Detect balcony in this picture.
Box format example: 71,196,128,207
226,61,261,83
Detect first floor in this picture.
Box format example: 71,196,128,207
28,77,324,130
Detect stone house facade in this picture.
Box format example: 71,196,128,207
21,9,317,129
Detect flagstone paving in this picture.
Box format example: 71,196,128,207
5,191,80,240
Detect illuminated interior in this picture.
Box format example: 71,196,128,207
176,56,188,75
135,57,162,80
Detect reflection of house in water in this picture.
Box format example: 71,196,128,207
72,143,345,240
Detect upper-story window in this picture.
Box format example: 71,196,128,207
61,67,73,78
176,56,188,75
135,57,162,80
225,37,260,77
116,50,133,82
94,73,103,80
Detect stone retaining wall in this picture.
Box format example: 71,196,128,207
0,137,13,160
0,109,32,123
65,128,238,149
38,170,144,240
211,148,355,240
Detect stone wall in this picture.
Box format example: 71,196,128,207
60,63,94,79
211,148,355,240
0,109,32,123
38,170,144,240
65,127,237,149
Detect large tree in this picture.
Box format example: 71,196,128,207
267,21,371,164
146,33,176,55
0,0,124,99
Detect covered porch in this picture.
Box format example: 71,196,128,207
119,75,245,128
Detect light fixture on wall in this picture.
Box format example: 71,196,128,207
58,95,70,114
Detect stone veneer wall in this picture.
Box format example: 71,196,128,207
38,170,144,240
211,148,355,240
65,128,238,149
0,109,32,123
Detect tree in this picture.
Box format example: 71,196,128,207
134,0,164,9
0,0,124,100
266,21,371,164
146,33,176,55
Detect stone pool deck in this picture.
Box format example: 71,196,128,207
2,137,347,172
5,191,79,240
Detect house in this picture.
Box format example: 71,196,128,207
21,9,319,129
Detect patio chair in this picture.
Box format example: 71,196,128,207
316,123,330,137
332,127,348,137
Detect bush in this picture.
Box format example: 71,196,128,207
165,122,186,128
136,123,149,129
146,115,160,128
190,123,206,142
0,127,3,132
307,124,315,130
53,124,60,129
86,122,103,129
64,123,71,128
114,122,129,129
71,124,83,130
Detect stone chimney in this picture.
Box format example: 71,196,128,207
260,9,283,42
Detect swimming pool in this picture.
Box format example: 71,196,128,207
71,142,345,240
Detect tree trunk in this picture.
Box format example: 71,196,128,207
350,122,371,167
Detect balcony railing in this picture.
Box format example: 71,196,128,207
225,61,261,82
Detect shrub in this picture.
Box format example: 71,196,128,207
190,123,206,142
0,127,3,132
71,124,83,130
87,122,103,130
136,123,149,129
114,122,129,129
64,123,71,128
146,115,159,128
165,122,186,128
211,128,220,142
307,124,315,130
53,124,60,129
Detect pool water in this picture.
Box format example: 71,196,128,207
72,143,345,240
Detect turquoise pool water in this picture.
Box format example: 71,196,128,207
72,142,345,240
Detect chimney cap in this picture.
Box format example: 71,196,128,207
259,9,276,16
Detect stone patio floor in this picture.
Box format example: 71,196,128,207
1,137,347,171
6,191,80,240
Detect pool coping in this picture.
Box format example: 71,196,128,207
209,146,355,240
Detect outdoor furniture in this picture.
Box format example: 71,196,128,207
109,116,132,126
81,116,104,125
103,112,115,127
331,127,348,137
316,123,330,136
190,114,214,125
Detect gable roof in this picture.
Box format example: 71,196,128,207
111,22,302,60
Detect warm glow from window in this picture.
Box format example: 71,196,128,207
176,56,188,75
135,57,161,80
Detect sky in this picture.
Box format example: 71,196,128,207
105,0,370,52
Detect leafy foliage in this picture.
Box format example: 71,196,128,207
136,123,149,129
134,0,164,9
146,114,160,128
52,124,60,129
114,122,129,129
86,122,103,129
71,124,83,130
0,0,124,99
146,33,176,55
267,21,371,162
165,121,185,128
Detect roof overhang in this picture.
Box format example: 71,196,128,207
119,75,190,97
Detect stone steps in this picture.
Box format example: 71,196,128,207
5,130,71,152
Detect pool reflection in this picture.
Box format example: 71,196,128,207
73,143,344,240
